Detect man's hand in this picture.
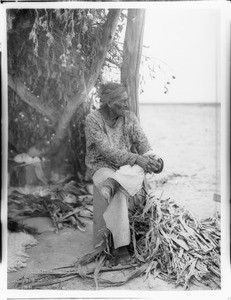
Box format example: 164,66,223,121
136,154,164,174
136,155,153,173
148,155,164,173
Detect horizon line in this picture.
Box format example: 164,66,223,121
139,102,221,105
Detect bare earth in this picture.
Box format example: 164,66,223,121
7,217,213,291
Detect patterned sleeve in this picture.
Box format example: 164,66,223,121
130,113,152,155
85,114,139,167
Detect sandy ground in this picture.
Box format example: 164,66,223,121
7,104,221,291
140,104,220,220
7,217,213,291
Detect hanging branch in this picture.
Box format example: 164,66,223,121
8,75,60,125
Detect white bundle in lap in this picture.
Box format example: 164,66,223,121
8,232,38,272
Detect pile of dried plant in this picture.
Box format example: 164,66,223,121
15,190,220,290
128,191,220,289
8,179,93,232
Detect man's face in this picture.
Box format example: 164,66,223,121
109,92,129,116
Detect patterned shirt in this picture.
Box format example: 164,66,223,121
85,110,152,180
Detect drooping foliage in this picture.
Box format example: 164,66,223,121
8,9,125,180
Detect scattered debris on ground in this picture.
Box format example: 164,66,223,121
13,189,220,290
8,178,93,233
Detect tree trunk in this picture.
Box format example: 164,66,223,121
121,9,146,119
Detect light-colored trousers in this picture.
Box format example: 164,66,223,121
93,165,146,249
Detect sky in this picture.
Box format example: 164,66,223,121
140,8,220,104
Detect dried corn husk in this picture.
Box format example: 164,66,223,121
128,193,220,289
8,180,93,232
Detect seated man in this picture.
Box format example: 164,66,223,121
85,82,163,264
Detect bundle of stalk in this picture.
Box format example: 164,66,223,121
15,190,220,290
129,191,220,289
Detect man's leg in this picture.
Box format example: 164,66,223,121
92,166,145,264
103,189,130,249
92,168,116,248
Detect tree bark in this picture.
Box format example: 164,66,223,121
46,9,121,155
121,9,146,119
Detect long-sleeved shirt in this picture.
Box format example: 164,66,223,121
85,110,152,180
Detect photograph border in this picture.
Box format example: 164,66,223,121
1,1,230,300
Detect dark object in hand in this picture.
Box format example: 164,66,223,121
153,158,164,174
148,156,164,174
